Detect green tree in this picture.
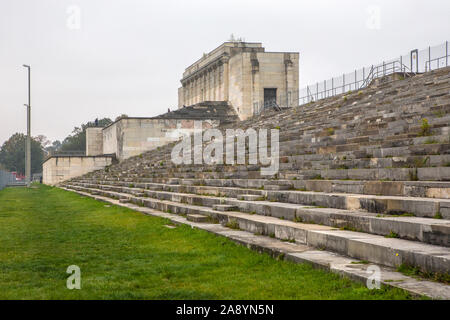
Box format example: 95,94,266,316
45,140,62,155
60,118,112,152
0,133,44,175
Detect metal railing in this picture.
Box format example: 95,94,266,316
252,40,449,116
295,41,449,107
253,99,292,116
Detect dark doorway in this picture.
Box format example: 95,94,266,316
264,88,277,108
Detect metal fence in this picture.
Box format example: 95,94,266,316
0,170,15,191
297,41,449,106
253,40,449,116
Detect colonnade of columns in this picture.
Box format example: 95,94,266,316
181,58,229,106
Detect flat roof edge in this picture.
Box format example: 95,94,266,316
43,154,115,164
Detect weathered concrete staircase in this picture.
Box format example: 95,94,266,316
63,67,450,298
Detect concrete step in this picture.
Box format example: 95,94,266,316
126,166,450,182
186,214,210,223
237,194,265,201
81,178,450,200
63,183,450,276
66,182,450,246
213,204,239,212
72,180,450,219
264,185,293,191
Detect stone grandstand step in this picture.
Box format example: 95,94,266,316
63,186,450,299
263,185,292,191
237,194,265,201
78,177,450,199
213,204,239,212
66,182,450,246
286,155,450,169
129,153,450,173
63,183,450,276
72,179,450,218
186,214,210,223
123,164,450,182
178,167,450,182
278,133,450,155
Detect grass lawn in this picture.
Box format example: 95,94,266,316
0,184,416,300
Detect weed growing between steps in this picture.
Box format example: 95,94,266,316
397,264,450,285
0,185,418,300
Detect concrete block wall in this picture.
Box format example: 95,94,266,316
43,156,113,186
86,127,104,156
102,118,220,162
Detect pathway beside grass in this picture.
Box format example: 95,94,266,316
0,184,416,299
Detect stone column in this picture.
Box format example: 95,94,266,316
207,70,211,101
251,53,260,116
187,81,191,105
284,53,292,108
218,64,223,101
213,66,216,101
203,72,206,102
191,80,195,104
205,71,208,101
187,82,190,105
206,72,209,101
191,79,194,104
195,77,199,104
223,58,229,101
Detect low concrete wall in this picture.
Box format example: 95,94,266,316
103,118,220,161
43,156,113,186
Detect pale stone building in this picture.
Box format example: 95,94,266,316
43,104,237,185
44,41,297,185
178,41,299,120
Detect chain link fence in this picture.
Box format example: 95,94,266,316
0,170,15,191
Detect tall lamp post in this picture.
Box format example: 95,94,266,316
23,65,31,186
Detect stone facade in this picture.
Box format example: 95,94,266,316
178,42,299,120
43,101,237,186
43,156,113,186
86,127,103,156
103,117,220,162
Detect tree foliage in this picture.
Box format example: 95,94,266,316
0,133,44,175
60,118,112,152
115,114,128,121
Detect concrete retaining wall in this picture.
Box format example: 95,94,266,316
102,118,220,161
43,156,113,186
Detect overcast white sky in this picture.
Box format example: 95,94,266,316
1,0,449,145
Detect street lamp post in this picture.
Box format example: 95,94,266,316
23,65,31,186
